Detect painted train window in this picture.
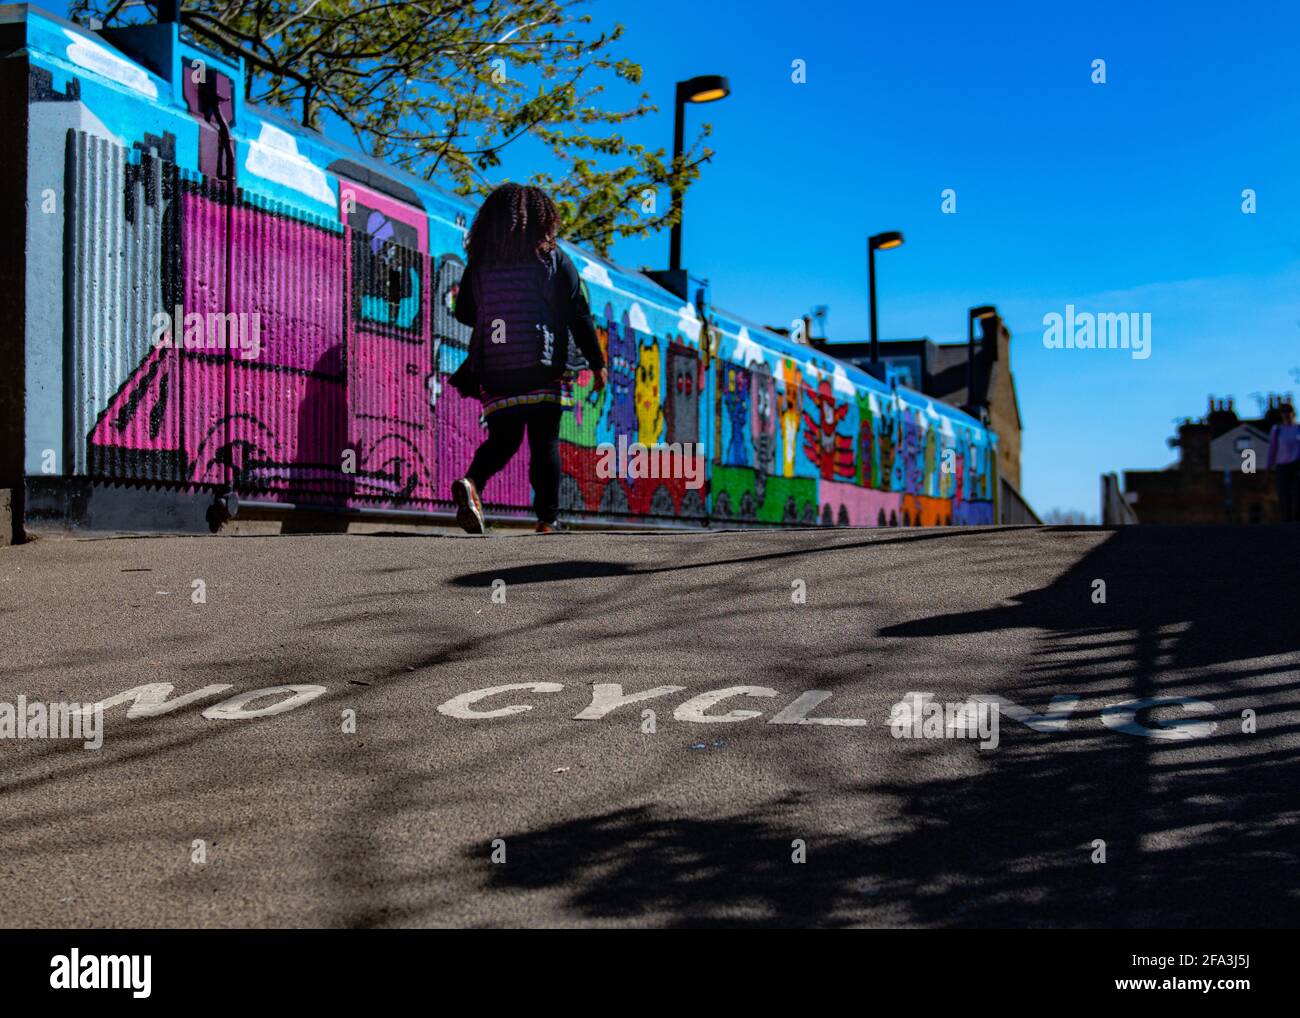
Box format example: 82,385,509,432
348,204,423,341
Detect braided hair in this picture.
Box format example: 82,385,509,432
465,183,560,266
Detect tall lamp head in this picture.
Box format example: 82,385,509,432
677,75,731,104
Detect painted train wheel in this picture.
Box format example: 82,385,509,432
364,434,426,505
598,479,630,516
558,474,583,512
649,484,676,518
739,490,757,521
194,415,277,491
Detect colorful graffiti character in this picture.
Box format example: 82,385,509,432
608,306,637,444
722,364,751,466
665,341,700,447
750,358,777,479
635,339,664,447
802,376,854,481
561,368,607,448
855,391,876,489
779,357,803,478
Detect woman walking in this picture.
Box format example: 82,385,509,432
450,183,607,534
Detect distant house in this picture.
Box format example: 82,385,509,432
1209,422,1269,472
803,313,1034,522
1111,394,1293,524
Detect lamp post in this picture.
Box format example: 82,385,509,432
967,304,998,415
867,231,904,377
669,75,731,272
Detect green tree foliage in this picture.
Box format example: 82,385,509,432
71,0,712,255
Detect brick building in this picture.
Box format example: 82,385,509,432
1116,393,1294,524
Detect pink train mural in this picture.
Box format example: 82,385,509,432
84,172,535,514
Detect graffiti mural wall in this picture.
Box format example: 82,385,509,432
12,6,998,529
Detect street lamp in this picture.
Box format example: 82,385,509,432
967,304,997,414
867,231,904,377
669,75,731,272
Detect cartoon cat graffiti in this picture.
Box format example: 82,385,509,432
607,305,638,445
779,357,804,478
900,407,922,494
802,375,854,481
923,422,937,496
749,358,777,499
635,338,665,446
856,391,877,488
562,368,607,448
877,394,899,489
665,340,700,447
721,364,751,466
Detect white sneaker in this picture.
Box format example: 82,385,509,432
452,478,485,535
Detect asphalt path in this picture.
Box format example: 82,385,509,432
2,524,1297,927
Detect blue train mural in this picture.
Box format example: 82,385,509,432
9,5,998,530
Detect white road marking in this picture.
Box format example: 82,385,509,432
574,683,686,720
202,685,327,719
73,682,234,719
673,686,779,724
436,682,565,720
1100,697,1218,741
970,694,1080,733
768,690,868,726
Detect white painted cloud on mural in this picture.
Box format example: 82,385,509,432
832,363,857,398
916,400,945,434
626,302,650,335
64,29,158,98
579,259,614,290
731,326,766,369
245,121,337,208
677,303,702,342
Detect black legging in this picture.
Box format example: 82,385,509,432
466,404,562,523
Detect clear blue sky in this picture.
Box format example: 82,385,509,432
56,0,1300,517
593,0,1300,518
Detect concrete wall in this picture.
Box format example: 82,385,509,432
7,6,1001,535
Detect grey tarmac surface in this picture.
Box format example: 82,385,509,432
1,524,1298,928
